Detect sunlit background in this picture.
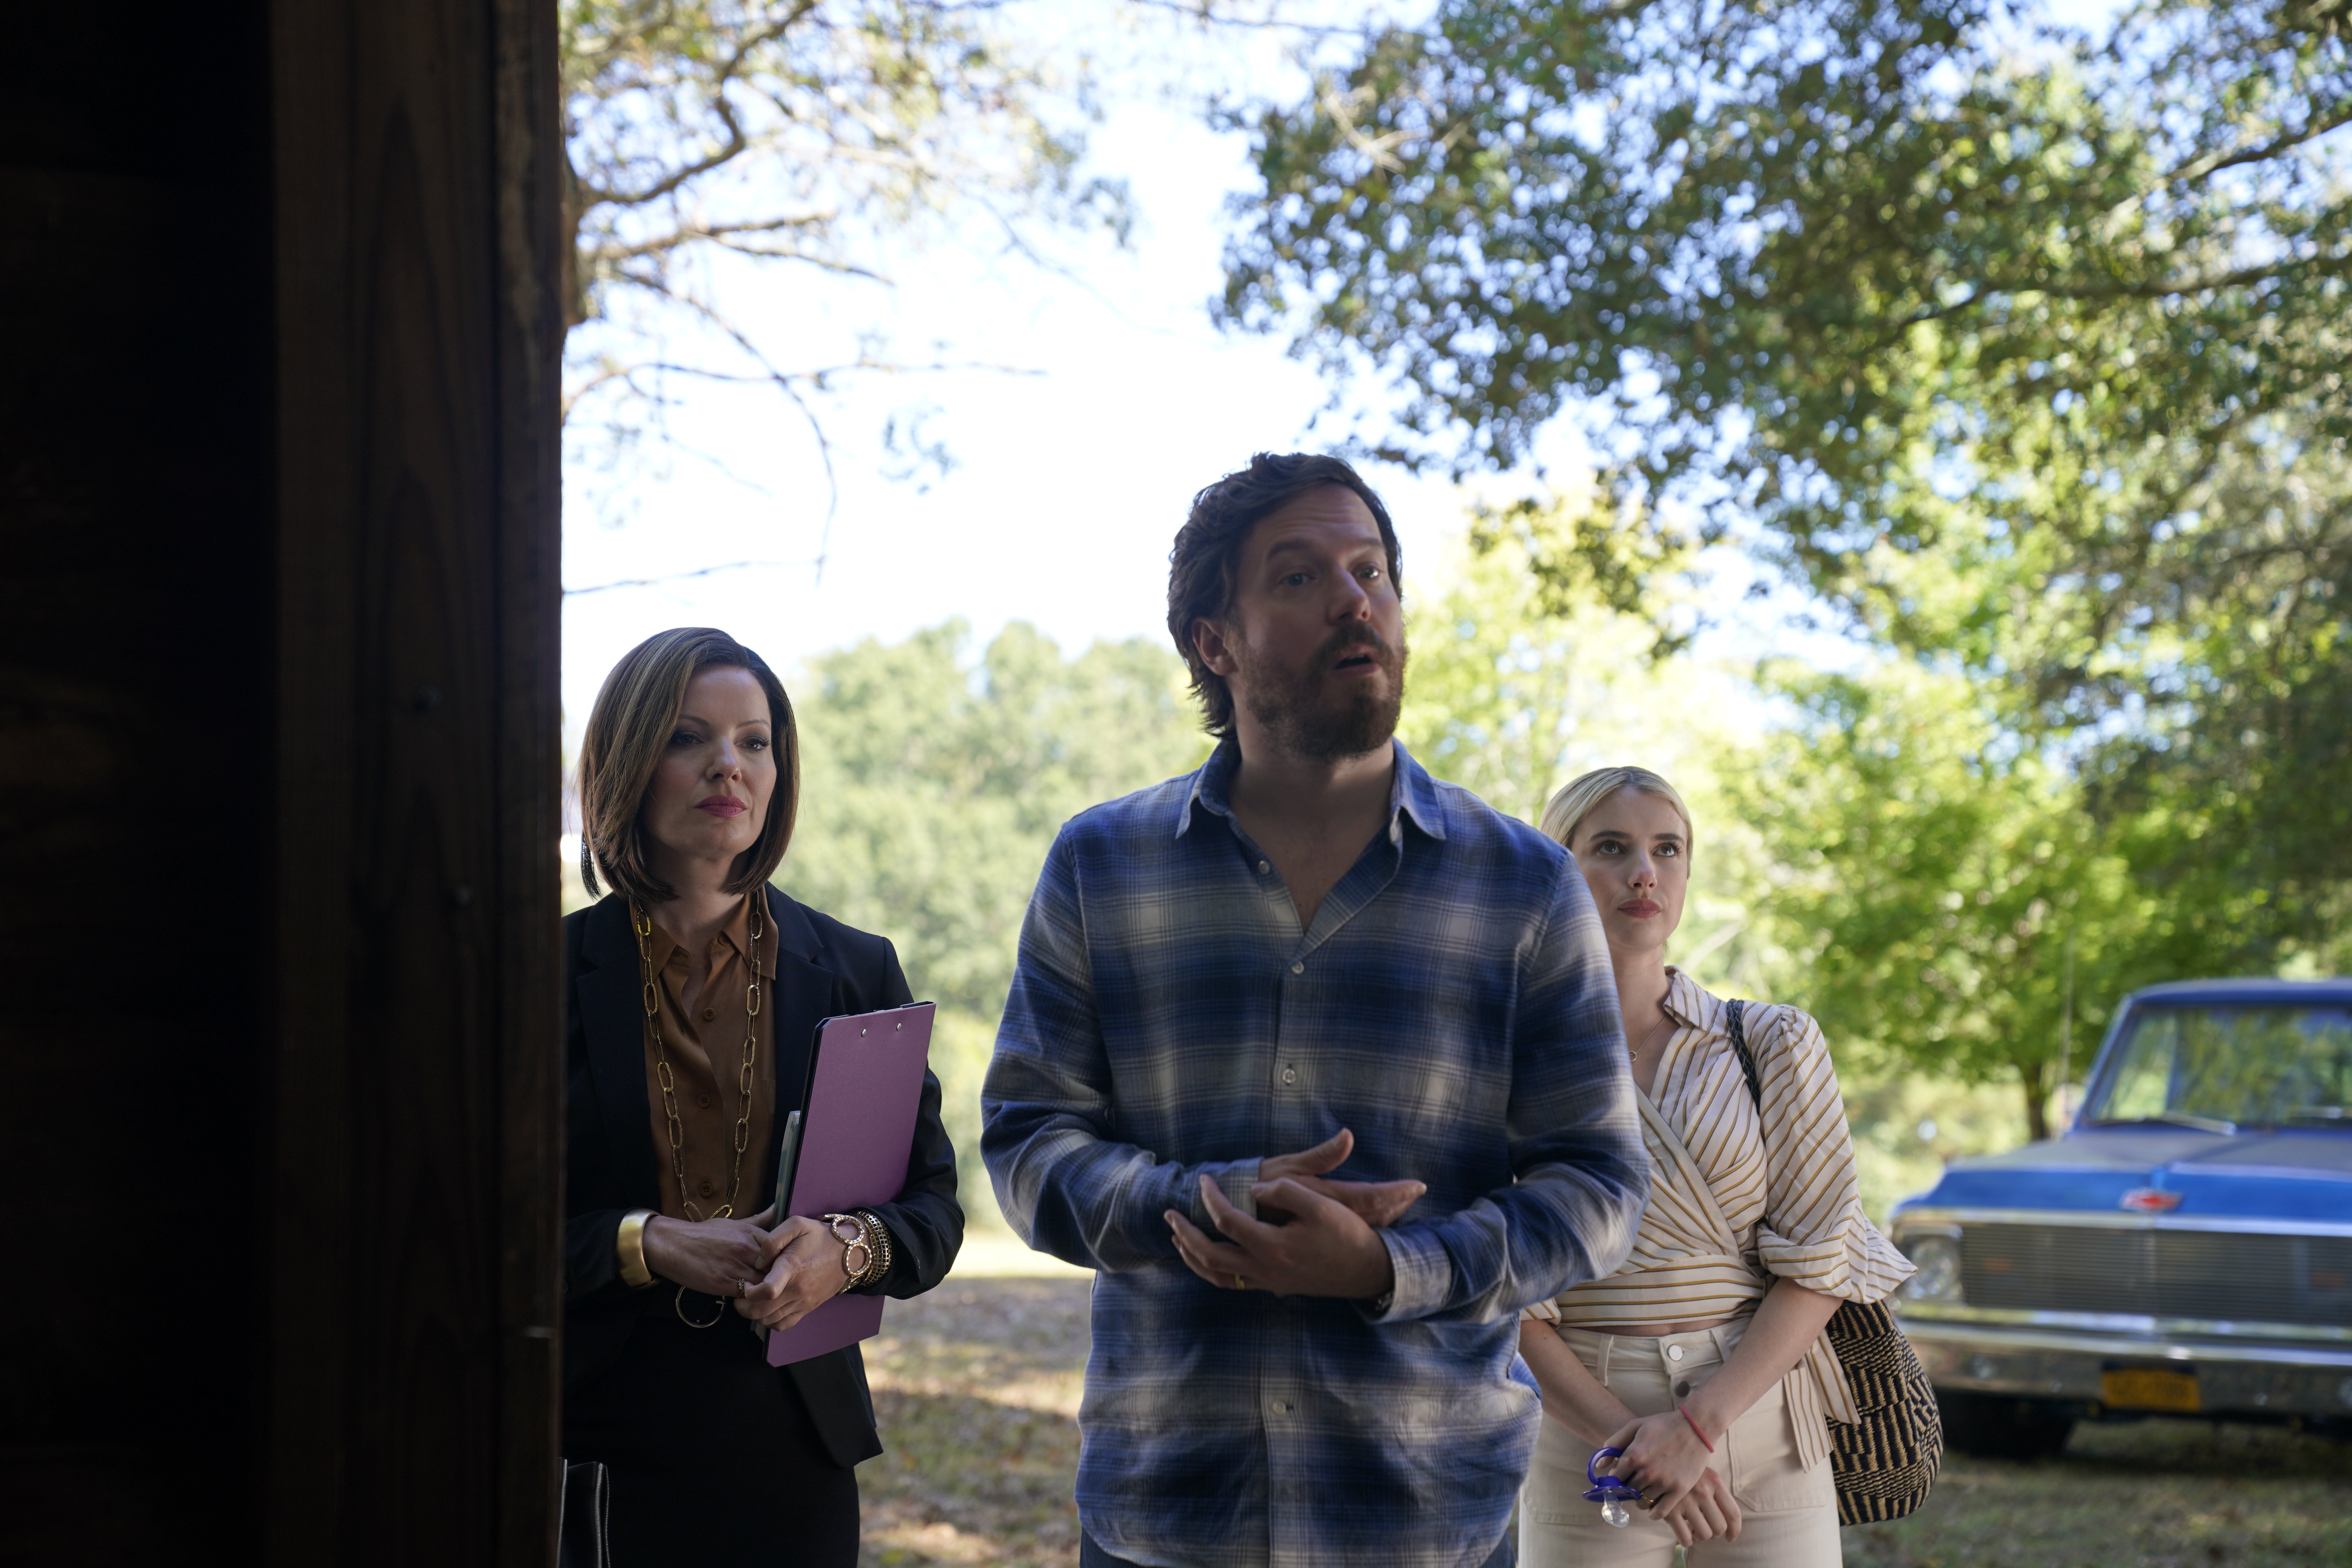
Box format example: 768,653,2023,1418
556,0,2348,1243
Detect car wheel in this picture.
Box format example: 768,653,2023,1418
1936,1389,2074,1460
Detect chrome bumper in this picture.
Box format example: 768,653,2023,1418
1898,1308,2352,1420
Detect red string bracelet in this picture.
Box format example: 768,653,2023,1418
1676,1404,1716,1453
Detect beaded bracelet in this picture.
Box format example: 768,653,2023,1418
852,1209,895,1286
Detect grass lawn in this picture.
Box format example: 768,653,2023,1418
858,1268,2352,1568
861,1273,1089,1567
1842,1417,2352,1567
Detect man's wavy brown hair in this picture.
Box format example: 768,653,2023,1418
1165,452,1404,737
577,627,800,906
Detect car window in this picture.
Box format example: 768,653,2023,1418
2103,1013,2178,1122
2087,1005,2352,1131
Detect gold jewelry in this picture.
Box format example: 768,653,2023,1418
823,1213,874,1293
632,895,766,1221
1233,1274,1247,1290
844,1212,885,1287
852,1209,894,1285
674,1285,725,1328
616,1209,657,1289
1630,1011,1677,1063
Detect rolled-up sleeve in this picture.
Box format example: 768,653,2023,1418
1752,1005,1915,1303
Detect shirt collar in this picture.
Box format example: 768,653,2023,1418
646,893,758,970
1176,735,1448,844
1662,967,1716,1032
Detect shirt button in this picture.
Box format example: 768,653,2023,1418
1281,1066,1298,1085
1674,1381,1691,1398
1667,1344,1685,1362
697,1094,713,1109
1269,1399,1289,1415
701,1007,716,1022
1290,961,1305,975
697,1179,716,1198
1257,860,1271,875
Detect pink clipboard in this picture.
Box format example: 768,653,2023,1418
766,1002,935,1365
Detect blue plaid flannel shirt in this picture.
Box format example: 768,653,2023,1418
982,738,1649,1568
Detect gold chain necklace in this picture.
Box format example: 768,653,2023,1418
632,895,765,1223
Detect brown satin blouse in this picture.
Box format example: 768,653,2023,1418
638,896,779,1221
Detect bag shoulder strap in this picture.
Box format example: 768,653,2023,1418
1726,998,1763,1110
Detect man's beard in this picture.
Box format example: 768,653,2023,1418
1235,623,1408,763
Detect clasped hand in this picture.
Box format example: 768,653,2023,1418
1163,1129,1420,1301
1606,1408,1742,1546
641,1207,851,1333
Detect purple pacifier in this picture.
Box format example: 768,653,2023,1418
1584,1446,1643,1528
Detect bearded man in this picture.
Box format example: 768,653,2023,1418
982,452,1650,1568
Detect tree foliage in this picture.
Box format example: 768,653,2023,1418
1396,523,1795,991
561,0,1129,463
1724,662,2154,1138
1223,0,2352,1109
1225,0,2351,720
778,619,1207,1212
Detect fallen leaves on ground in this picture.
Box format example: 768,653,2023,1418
859,1278,2352,1568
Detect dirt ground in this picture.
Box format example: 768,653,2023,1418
857,1274,2352,1568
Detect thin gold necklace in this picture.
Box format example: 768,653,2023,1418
632,895,765,1222
1631,1011,1677,1066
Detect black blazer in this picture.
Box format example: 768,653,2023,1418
562,886,963,1466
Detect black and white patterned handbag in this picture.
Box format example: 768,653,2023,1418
1726,998,1944,1524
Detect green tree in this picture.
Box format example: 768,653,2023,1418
778,619,1207,1220
1223,0,2352,671
1224,0,2352,977
1397,517,1785,994
1397,524,2012,1206
1723,659,2176,1139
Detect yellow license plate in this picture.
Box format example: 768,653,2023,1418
2102,1367,2201,1412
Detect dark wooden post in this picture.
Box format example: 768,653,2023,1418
0,0,564,1562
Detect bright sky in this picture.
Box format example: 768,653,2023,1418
555,6,1853,740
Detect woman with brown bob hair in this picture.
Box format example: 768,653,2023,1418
562,627,961,1565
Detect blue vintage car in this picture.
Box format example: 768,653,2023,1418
1888,978,2352,1455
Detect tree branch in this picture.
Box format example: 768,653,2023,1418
1121,0,1396,40
570,1,818,211
565,557,812,596
563,0,683,70
2161,99,2352,188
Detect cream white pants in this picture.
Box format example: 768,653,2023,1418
1518,1319,1840,1568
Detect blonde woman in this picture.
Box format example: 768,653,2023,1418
1516,768,1911,1567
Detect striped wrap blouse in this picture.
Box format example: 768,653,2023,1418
1524,969,1914,1468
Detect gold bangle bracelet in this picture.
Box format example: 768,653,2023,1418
617,1209,657,1289
855,1209,894,1286
848,1212,881,1288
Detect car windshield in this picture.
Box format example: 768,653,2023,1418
2087,1004,2352,1131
